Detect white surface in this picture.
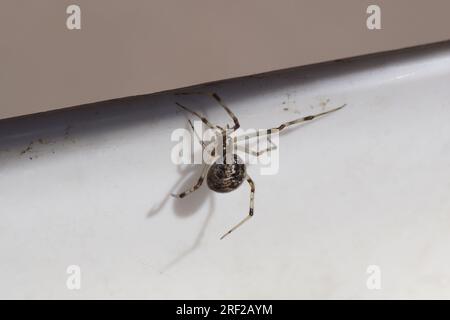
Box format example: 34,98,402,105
1,43,450,299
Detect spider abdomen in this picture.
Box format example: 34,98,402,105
207,156,246,193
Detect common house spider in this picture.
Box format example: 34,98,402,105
171,92,345,239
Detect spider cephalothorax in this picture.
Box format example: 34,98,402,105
171,91,345,239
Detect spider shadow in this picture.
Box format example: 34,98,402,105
147,113,215,219
147,163,214,219
159,190,214,273
147,118,216,272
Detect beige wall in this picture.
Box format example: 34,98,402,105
1,0,450,120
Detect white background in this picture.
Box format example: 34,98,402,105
1,43,450,299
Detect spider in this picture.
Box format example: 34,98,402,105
171,92,345,239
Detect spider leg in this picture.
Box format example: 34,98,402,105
175,102,215,129
171,143,218,198
171,162,212,199
237,137,277,157
187,117,219,160
187,119,206,149
269,104,346,134
220,175,255,240
235,104,346,142
177,92,240,130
